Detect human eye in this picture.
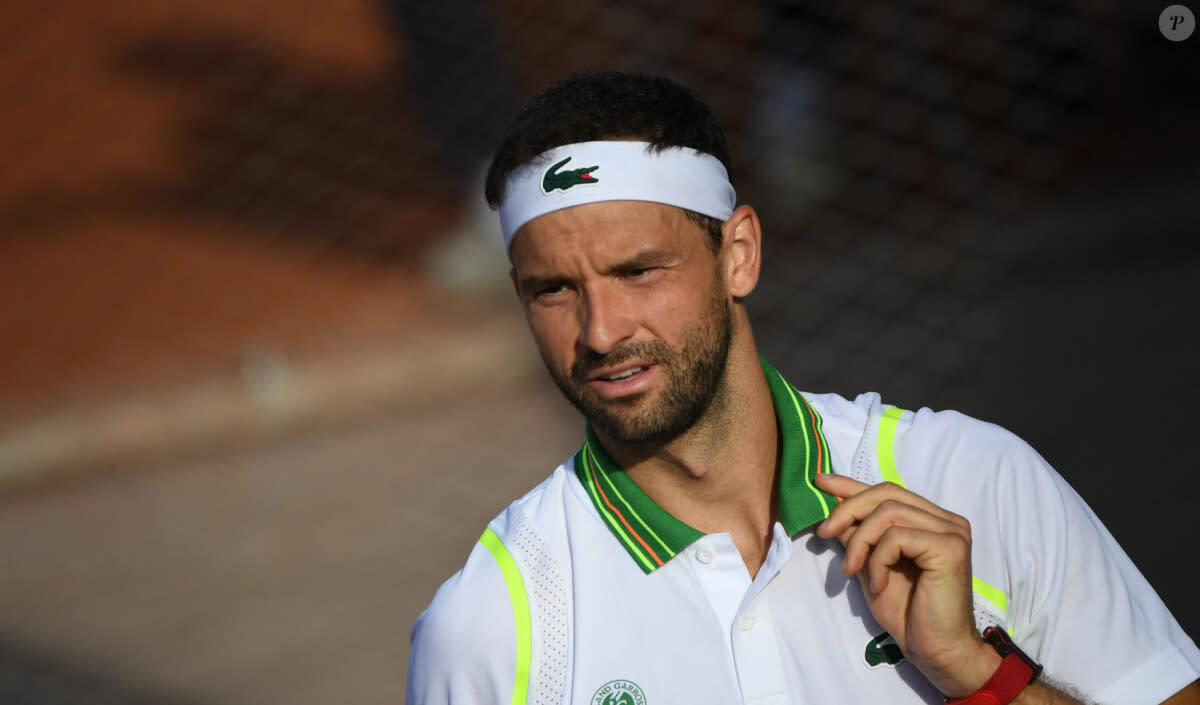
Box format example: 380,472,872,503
621,266,657,280
533,282,569,302
614,254,671,282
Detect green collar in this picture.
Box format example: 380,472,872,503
573,358,838,574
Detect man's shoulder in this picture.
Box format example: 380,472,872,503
486,457,588,544
804,389,1022,449
859,397,1067,532
408,459,585,697
417,457,587,610
800,389,876,431
886,401,1043,478
802,389,1046,492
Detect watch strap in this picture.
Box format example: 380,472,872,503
945,627,1042,705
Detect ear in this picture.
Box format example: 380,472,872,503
720,205,762,298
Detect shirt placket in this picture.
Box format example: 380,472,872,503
689,526,795,705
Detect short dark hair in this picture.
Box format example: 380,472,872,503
485,71,732,252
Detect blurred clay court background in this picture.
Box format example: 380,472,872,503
0,1,1197,702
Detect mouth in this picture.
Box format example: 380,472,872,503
593,365,647,382
585,363,657,398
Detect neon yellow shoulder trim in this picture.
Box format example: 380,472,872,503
877,406,907,488
971,576,1008,613
479,528,531,705
876,406,1009,615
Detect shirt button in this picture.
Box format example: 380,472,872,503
695,547,714,564
738,614,756,631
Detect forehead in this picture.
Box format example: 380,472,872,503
509,200,704,271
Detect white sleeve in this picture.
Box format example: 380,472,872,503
407,538,518,705
990,438,1200,704
898,408,1200,705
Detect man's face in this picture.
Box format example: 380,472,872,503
510,201,732,445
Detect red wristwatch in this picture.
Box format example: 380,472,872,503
945,626,1043,705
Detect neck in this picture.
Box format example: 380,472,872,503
594,334,780,576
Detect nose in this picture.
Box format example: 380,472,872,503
577,286,635,356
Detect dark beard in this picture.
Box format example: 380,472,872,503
542,288,733,446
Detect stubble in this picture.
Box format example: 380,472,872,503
542,284,733,446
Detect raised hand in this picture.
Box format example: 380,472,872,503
814,473,1001,697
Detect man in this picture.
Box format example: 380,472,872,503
407,72,1200,705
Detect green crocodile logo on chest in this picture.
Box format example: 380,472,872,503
864,631,905,668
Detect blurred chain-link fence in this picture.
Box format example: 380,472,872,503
1,1,1196,703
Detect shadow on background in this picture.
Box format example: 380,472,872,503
2,31,460,268
0,636,206,705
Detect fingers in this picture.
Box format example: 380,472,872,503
814,472,869,498
813,474,971,578
864,525,971,595
816,474,968,541
842,498,970,577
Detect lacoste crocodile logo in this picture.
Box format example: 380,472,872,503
864,631,905,668
542,156,599,193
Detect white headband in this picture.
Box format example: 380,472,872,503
497,141,736,248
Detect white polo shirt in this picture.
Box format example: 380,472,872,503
408,359,1200,705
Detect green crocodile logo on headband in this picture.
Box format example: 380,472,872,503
542,156,599,193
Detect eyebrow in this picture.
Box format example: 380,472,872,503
602,249,677,274
517,273,567,294
518,249,679,294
